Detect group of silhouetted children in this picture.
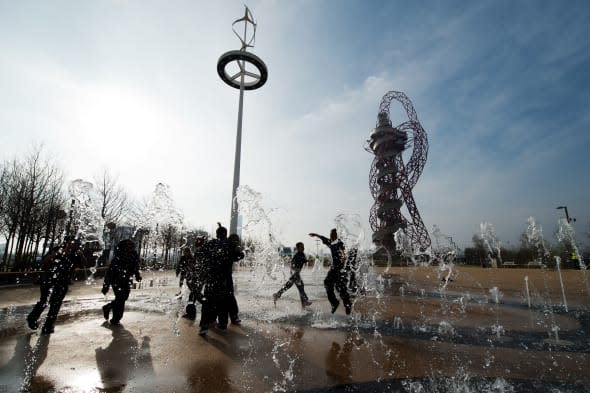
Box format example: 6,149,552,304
27,224,359,336
177,223,245,335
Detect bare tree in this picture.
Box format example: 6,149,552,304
0,146,65,271
94,169,128,225
91,170,128,266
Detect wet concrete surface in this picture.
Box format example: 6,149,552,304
0,266,589,392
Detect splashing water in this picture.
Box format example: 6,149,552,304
236,185,285,287
437,321,455,336
527,217,562,339
395,229,418,266
554,256,569,312
491,324,505,338
556,217,590,296
136,183,184,268
68,179,104,246
270,339,296,392
431,225,457,290
480,222,501,268
86,265,98,286
69,180,107,285
140,183,184,230
524,276,531,308
334,212,372,297
556,218,586,269
551,323,560,342
526,216,549,265
334,212,364,249
489,286,502,304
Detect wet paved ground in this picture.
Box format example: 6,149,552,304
0,265,589,392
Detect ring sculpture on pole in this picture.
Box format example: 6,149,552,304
217,6,268,235
367,91,431,254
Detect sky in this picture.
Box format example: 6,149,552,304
1,0,589,250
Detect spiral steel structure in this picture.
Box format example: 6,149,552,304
368,91,431,252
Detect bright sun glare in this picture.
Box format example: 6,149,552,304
75,85,163,160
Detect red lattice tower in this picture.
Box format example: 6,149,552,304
367,91,431,253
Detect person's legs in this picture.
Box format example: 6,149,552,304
324,269,339,313
216,294,230,329
296,284,311,306
274,275,295,302
199,292,217,335
292,272,310,305
102,299,114,320
335,272,352,315
27,283,51,329
42,285,68,333
184,303,197,319
188,287,198,304
183,286,198,319
111,286,130,324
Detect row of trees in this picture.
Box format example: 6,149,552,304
0,148,65,271
0,146,191,272
464,232,587,268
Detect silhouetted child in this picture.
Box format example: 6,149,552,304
102,239,142,325
175,247,193,296
182,237,207,320
273,242,312,308
27,237,86,334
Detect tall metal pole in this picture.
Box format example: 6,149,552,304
230,71,246,235
217,6,268,235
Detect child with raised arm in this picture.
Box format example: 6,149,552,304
309,229,352,315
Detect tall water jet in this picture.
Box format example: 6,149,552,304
479,222,501,268
334,212,369,296
556,217,590,296
68,179,105,284
432,225,458,289
138,183,184,267
68,179,104,246
394,229,416,266
527,217,572,309
524,276,531,308
554,256,568,312
236,185,283,285
526,216,550,265
527,217,562,342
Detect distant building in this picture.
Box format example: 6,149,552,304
278,245,293,258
